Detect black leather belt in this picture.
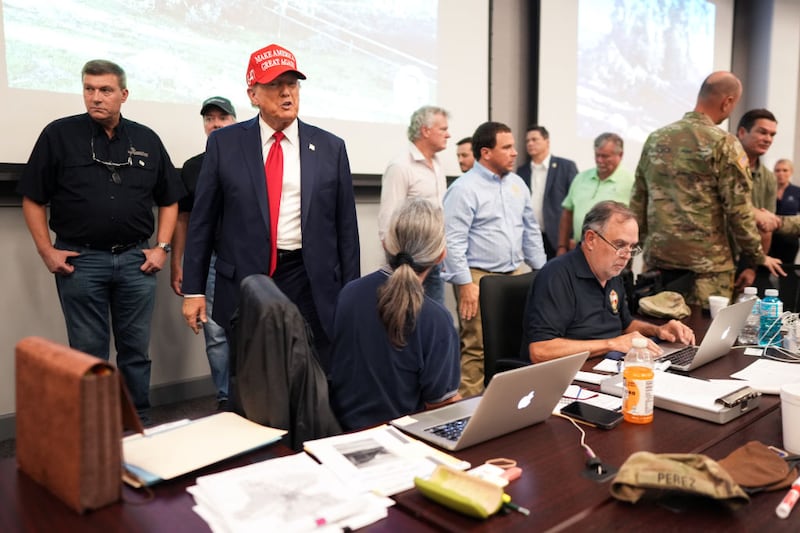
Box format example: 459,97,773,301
277,248,302,261
82,240,145,254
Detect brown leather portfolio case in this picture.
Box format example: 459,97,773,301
15,336,122,513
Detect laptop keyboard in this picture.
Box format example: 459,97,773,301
425,417,471,442
657,345,698,367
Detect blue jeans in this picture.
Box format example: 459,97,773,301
54,239,155,412
204,254,229,401
423,263,445,306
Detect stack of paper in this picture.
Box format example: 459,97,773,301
730,358,800,393
188,453,393,532
303,425,471,496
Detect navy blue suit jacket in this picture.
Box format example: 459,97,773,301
182,117,360,334
517,155,578,251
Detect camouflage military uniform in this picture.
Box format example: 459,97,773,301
631,112,765,307
751,160,776,211
778,215,800,236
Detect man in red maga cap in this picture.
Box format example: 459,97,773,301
181,43,360,372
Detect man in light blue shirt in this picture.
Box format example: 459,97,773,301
443,121,547,397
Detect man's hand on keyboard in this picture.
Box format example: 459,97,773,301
656,319,695,346
608,332,664,356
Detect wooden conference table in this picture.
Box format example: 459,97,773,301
0,309,796,532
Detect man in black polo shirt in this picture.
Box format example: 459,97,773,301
18,59,185,417
524,201,694,363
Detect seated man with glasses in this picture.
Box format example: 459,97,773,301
524,200,695,363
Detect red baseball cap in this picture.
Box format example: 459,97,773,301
246,43,307,87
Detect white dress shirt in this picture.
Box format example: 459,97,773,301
259,117,302,250
529,154,550,230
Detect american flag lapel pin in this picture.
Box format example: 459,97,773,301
309,143,315,151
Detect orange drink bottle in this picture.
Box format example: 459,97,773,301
622,337,654,424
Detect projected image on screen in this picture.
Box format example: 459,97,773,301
577,0,714,145
3,0,436,125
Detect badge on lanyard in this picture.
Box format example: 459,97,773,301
609,289,619,314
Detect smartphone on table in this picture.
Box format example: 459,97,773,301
560,401,623,429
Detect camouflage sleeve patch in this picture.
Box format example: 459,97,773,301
736,148,749,172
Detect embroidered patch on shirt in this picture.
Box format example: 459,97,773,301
609,289,619,314
737,152,749,171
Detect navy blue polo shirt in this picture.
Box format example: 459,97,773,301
329,270,460,431
525,245,632,344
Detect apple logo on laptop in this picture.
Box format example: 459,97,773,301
517,390,535,410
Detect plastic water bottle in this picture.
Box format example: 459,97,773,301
737,286,760,345
622,337,654,424
759,288,783,347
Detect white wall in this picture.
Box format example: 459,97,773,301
764,0,800,171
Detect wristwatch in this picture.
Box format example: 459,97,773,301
156,242,172,253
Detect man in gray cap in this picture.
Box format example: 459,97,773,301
171,96,236,410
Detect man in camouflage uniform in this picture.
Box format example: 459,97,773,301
630,71,784,308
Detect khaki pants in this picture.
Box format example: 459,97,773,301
456,266,526,398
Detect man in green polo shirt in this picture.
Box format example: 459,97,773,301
557,132,634,254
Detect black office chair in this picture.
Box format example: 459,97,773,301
230,274,341,450
479,270,537,386
779,264,800,313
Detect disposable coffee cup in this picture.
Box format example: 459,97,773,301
708,295,728,319
781,383,800,454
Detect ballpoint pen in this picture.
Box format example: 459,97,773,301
502,493,530,516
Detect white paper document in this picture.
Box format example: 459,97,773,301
730,359,800,394
592,359,621,373
593,358,671,373
573,371,610,385
303,424,470,496
188,452,392,533
554,385,622,414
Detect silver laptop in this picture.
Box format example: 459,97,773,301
655,298,755,371
391,351,589,451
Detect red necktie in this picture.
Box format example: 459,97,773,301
265,131,284,275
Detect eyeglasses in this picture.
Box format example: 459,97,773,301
91,136,132,185
593,230,642,258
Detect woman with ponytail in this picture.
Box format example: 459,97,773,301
329,198,461,431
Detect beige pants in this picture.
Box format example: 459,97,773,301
456,266,526,398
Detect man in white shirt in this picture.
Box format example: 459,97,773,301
378,105,450,304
